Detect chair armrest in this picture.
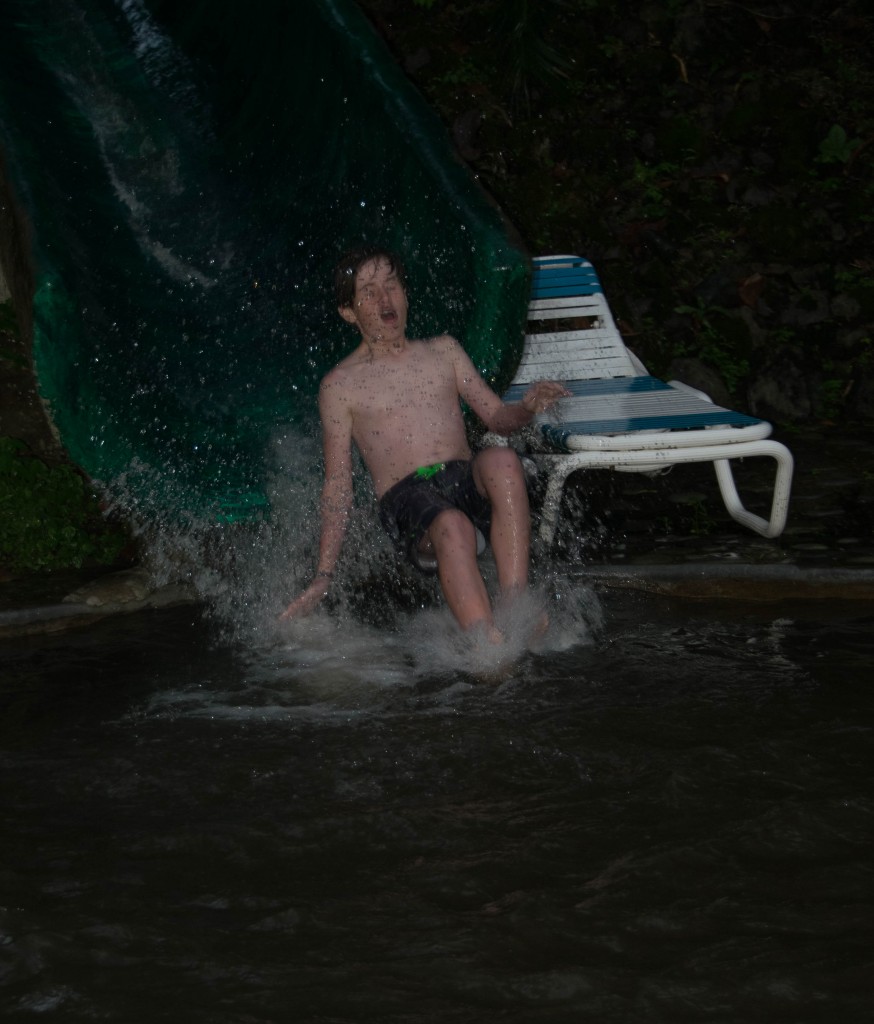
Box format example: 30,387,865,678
667,379,715,404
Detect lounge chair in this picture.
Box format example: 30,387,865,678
498,255,794,549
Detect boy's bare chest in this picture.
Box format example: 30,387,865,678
350,355,455,419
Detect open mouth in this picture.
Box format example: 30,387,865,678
380,309,398,324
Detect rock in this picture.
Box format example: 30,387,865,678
452,109,484,161
849,369,874,420
747,355,813,421
666,357,732,408
740,184,776,207
63,568,153,606
832,292,861,319
733,306,770,351
62,567,194,609
403,47,430,74
780,288,830,327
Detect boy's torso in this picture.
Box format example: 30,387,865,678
332,337,472,496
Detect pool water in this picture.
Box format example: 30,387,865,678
1,589,872,1022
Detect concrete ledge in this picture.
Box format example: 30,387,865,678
580,563,874,601
0,568,197,639
2,563,873,642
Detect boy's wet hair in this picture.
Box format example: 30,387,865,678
334,246,406,308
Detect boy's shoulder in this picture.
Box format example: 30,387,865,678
426,332,458,349
323,342,368,382
411,333,460,361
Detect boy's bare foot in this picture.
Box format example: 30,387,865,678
487,624,506,645
530,610,549,643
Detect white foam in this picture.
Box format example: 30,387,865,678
137,575,601,725
112,432,603,717
402,581,602,681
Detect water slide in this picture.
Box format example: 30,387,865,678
0,0,529,521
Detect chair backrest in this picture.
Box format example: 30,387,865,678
511,255,637,385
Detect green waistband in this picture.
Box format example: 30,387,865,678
414,462,446,480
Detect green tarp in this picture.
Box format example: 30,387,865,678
0,0,529,519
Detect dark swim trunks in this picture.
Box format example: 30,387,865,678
378,459,491,573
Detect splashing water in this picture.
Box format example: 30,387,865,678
114,443,602,717
136,580,602,724
105,415,602,707
400,580,603,683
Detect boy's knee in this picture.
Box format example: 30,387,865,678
475,447,526,495
428,508,477,549
478,446,521,473
478,444,519,468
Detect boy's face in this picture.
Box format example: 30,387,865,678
338,257,407,342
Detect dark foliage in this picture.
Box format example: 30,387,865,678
360,0,874,421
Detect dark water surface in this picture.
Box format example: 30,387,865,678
1,593,872,1022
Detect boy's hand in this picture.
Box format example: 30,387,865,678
521,380,571,414
278,576,332,620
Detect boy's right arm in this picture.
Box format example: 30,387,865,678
279,378,354,620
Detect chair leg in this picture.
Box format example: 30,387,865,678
712,441,794,538
536,459,575,550
533,441,794,552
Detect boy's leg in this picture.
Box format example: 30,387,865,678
471,447,531,595
424,508,494,631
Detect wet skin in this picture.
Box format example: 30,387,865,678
280,257,568,633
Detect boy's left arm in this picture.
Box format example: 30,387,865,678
448,337,568,434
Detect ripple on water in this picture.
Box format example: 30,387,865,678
130,581,604,722
2,593,871,1022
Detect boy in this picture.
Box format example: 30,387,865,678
280,246,568,636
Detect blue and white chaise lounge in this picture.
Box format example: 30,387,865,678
499,255,795,549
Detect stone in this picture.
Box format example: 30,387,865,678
747,356,812,421
832,293,861,319
665,357,732,409
62,567,194,610
64,568,153,606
